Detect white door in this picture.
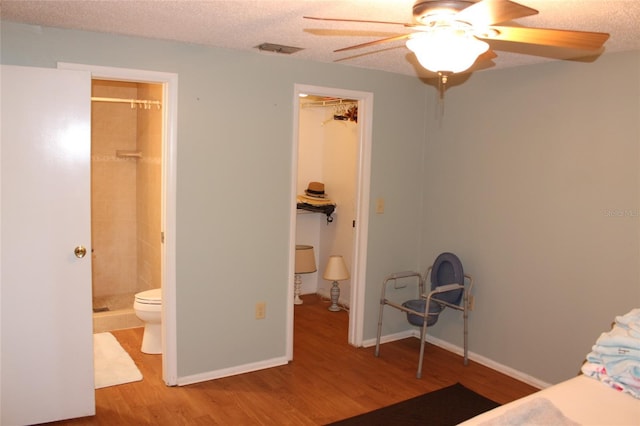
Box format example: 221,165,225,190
1,65,95,425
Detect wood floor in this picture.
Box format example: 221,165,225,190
49,294,538,425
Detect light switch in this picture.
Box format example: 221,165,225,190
376,198,385,214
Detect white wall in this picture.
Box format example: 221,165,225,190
321,113,359,305
295,106,324,296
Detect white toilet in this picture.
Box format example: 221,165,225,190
133,288,162,354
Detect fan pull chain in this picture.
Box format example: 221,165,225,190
436,72,450,121
438,72,449,100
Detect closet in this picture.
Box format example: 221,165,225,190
295,96,358,308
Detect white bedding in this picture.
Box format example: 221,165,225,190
459,375,640,426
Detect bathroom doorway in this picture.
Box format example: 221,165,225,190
90,79,163,331
287,84,373,358
58,62,178,385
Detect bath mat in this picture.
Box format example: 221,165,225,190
93,332,142,389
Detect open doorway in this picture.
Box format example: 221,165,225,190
295,95,358,310
287,84,373,359
90,79,163,331
58,62,178,385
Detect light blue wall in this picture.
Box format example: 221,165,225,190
420,50,640,383
0,21,426,378
3,20,638,385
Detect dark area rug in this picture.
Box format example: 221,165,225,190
327,383,499,426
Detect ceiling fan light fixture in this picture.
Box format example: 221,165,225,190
406,26,489,74
413,0,475,24
417,11,457,26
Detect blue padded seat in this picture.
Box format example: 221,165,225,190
401,252,464,327
402,299,442,327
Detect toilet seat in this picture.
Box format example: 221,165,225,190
135,288,162,305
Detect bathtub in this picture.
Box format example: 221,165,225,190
93,292,143,333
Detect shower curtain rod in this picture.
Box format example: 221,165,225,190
301,99,357,108
91,96,162,109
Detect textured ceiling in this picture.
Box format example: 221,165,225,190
2,0,639,78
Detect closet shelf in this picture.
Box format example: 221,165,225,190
296,203,335,223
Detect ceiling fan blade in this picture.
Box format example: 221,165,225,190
456,0,538,26
303,16,413,27
334,33,412,53
481,26,610,50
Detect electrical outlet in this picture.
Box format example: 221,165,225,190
376,198,385,214
255,302,266,319
468,295,475,311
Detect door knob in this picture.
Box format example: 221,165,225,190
74,245,87,258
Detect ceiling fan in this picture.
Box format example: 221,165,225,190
304,0,609,83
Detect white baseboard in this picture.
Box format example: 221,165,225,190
176,333,551,390
365,331,551,390
362,330,415,347
176,356,289,386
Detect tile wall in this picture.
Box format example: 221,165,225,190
91,80,162,312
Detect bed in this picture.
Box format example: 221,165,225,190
460,309,640,425
459,374,639,425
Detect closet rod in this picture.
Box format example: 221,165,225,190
91,96,162,108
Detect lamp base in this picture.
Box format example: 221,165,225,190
328,280,341,312
294,274,303,305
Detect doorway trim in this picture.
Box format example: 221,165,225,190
58,62,178,385
288,84,373,358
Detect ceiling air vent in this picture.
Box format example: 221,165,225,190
255,43,304,54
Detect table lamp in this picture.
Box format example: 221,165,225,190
323,255,350,312
294,245,316,305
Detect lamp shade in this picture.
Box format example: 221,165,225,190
323,255,350,281
406,28,489,74
295,245,317,274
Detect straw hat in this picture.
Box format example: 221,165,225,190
304,181,326,199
